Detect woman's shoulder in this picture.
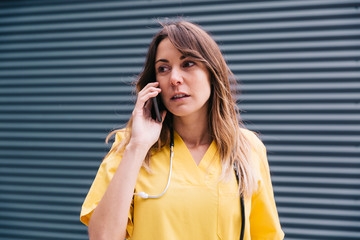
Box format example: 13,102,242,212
239,127,268,171
112,128,129,143
101,128,129,164
239,127,265,151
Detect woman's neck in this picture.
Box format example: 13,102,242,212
173,114,212,148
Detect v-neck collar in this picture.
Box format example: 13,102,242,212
173,130,217,171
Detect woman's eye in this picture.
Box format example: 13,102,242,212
158,66,169,73
183,61,195,68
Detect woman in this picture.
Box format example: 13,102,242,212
80,20,284,240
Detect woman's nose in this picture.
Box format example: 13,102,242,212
170,68,183,86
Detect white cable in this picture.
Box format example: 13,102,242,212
134,145,174,199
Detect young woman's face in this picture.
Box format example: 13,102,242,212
155,38,211,119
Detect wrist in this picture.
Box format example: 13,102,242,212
121,141,150,168
126,140,151,155
128,137,154,151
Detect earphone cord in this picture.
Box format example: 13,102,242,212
235,166,245,240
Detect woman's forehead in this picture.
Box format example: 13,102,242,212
155,39,183,61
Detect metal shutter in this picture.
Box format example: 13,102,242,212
0,0,359,239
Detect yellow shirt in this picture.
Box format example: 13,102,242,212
80,129,284,240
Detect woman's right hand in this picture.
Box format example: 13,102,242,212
129,82,167,150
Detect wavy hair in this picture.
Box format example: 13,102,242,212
105,20,257,197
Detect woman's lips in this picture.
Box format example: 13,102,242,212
171,94,190,100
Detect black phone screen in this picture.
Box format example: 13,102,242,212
151,96,162,122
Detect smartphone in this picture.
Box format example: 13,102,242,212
151,93,166,122
152,96,162,122
150,83,165,122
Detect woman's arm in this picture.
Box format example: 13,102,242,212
87,82,166,240
247,131,284,240
88,142,147,240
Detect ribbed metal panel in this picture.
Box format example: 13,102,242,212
0,0,359,239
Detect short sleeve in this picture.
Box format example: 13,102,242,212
80,130,134,238
243,129,285,240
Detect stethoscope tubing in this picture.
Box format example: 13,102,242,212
134,129,245,239
235,168,245,240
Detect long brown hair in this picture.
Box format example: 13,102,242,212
106,20,257,197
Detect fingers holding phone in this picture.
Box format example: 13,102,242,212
130,82,166,148
134,82,161,114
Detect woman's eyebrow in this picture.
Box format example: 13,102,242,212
155,55,187,64
155,59,168,64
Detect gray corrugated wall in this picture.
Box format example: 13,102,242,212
0,0,359,239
